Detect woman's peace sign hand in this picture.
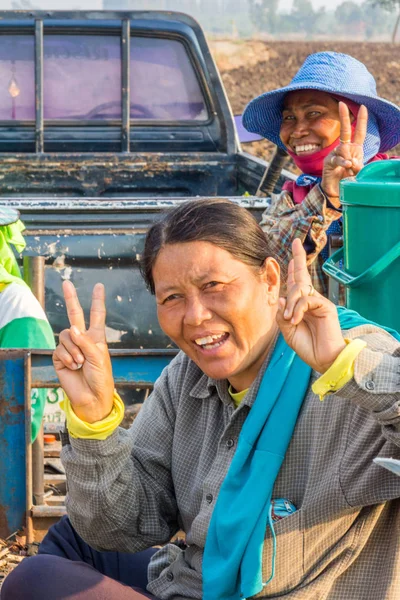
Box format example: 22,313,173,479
53,281,114,423
276,239,346,373
321,101,368,201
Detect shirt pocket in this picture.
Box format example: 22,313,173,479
252,509,304,598
302,504,370,581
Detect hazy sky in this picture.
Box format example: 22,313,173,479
280,0,364,9
1,0,366,9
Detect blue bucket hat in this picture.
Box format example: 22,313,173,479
242,52,400,161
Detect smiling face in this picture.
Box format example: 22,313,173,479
280,90,341,156
153,241,280,392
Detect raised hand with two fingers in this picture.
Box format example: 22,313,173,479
321,101,368,201
53,280,114,423
276,238,346,373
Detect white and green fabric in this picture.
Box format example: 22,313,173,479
0,282,54,347
0,207,55,442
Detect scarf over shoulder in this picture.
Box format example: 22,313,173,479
203,308,400,600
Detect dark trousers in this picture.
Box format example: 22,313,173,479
1,516,158,599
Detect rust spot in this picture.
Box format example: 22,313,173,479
0,397,23,418
0,396,7,417
0,504,10,539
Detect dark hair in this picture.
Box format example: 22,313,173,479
140,198,273,294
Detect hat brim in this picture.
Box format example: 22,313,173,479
242,82,400,153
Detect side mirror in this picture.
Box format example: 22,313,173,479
234,115,263,143
374,457,400,477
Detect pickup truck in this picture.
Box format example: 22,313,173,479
0,9,294,539
0,9,294,348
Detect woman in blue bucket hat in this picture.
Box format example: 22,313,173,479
243,51,400,298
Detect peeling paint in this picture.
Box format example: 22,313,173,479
61,266,73,281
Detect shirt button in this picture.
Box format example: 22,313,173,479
365,380,375,391
166,572,174,582
226,438,235,449
206,493,213,504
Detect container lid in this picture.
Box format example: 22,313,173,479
340,159,400,207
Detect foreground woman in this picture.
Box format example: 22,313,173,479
3,199,400,599
243,51,400,296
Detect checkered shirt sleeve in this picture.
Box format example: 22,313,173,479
260,185,342,297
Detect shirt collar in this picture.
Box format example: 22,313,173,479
188,372,231,405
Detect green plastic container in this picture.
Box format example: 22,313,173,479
323,160,400,331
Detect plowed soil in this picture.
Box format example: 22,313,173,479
211,40,400,165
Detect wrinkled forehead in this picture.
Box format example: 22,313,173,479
152,240,262,295
282,89,337,111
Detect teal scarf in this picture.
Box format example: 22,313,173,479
202,308,400,600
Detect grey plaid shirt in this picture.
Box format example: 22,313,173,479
62,324,400,599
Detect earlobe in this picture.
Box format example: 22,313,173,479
268,292,278,306
263,257,281,298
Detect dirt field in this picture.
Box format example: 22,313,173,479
211,40,400,164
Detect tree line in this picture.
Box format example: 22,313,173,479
10,0,400,42
247,0,400,42
101,0,400,41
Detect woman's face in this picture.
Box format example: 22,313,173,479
153,241,280,392
280,90,341,156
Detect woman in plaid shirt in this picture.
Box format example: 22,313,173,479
243,51,400,298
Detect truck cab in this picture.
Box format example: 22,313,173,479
0,9,293,349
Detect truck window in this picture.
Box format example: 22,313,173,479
130,36,208,121
43,34,122,120
0,35,35,120
0,32,208,123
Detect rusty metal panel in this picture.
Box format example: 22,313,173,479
0,194,269,347
0,350,29,539
0,153,237,197
31,350,177,389
0,350,177,537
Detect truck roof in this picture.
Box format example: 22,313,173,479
0,10,237,154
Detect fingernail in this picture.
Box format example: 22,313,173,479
76,354,84,364
71,326,80,336
284,309,289,318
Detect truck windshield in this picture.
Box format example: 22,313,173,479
0,32,208,122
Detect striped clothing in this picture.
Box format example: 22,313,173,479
0,282,55,441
